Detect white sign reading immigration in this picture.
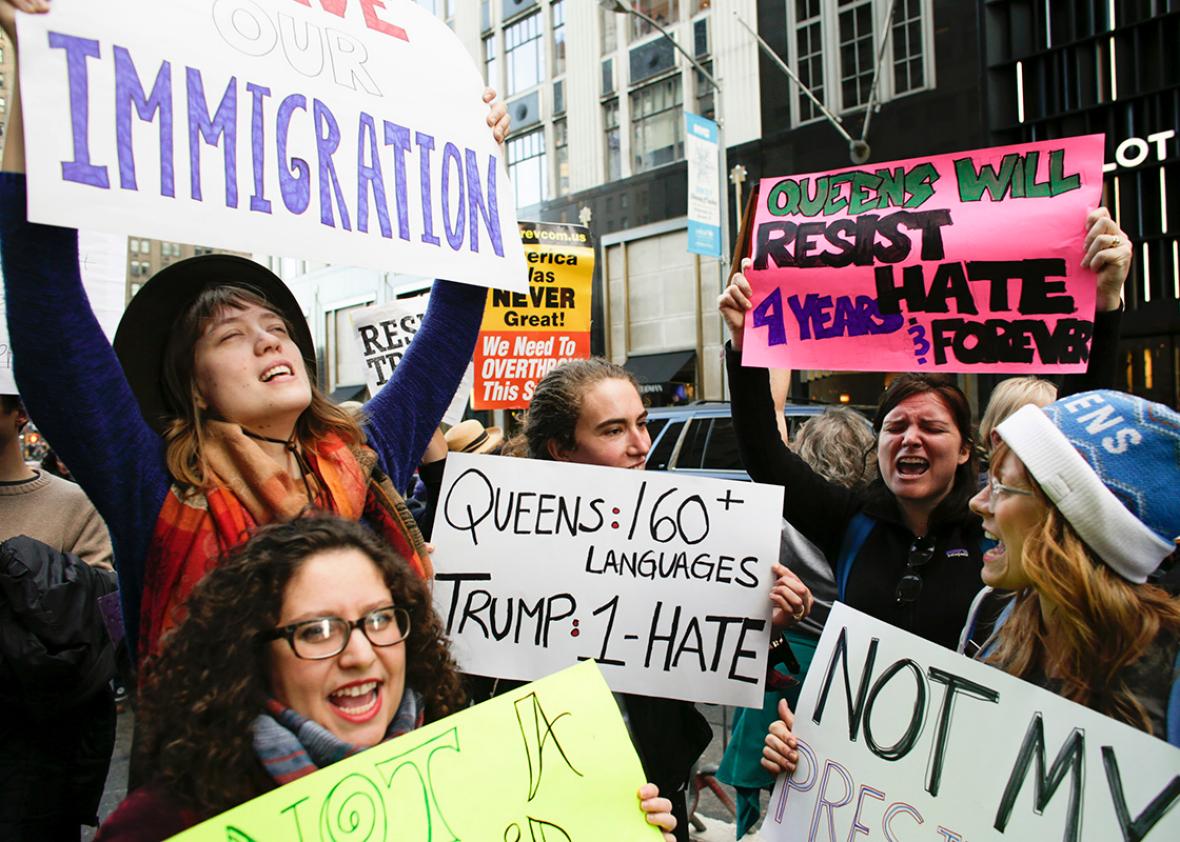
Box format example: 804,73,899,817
763,603,1180,842
17,0,527,292
430,453,785,708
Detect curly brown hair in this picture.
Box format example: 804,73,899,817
133,516,465,820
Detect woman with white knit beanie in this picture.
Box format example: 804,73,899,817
965,389,1180,745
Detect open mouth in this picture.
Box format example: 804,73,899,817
983,532,1006,563
896,456,929,477
260,364,294,383
327,679,381,722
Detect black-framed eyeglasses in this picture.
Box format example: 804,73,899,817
895,537,935,606
263,606,411,660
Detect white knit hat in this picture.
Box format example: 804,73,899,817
996,392,1179,583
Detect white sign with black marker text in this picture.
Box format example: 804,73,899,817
763,603,1180,842
349,296,471,425
430,453,785,708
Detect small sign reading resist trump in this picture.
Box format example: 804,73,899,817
429,453,785,708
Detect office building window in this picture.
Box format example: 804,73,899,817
603,98,622,181
505,12,542,95
483,34,499,89
507,128,547,208
554,118,569,197
130,260,150,277
795,0,826,122
891,0,924,94
838,0,875,110
694,60,715,121
600,7,617,54
789,0,928,123
630,1,678,40
551,0,566,77
630,74,683,172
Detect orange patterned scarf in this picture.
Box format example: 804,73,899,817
139,423,430,660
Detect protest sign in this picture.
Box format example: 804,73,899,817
17,0,527,293
762,603,1180,842
743,135,1106,373
170,661,663,841
430,453,783,707
686,112,722,258
349,296,471,425
1,230,127,393
474,221,593,409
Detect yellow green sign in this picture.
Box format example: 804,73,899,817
169,661,662,841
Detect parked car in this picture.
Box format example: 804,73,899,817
644,401,872,481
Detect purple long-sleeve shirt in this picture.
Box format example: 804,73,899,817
0,172,485,655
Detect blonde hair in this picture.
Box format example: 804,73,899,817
792,407,875,488
161,285,364,488
978,377,1057,447
985,443,1180,735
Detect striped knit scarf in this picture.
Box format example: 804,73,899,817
252,687,424,785
139,426,430,660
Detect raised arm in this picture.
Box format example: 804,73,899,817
1061,207,1130,396
720,260,860,557
362,283,484,491
0,1,170,593
361,89,509,489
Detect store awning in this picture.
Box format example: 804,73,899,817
622,350,696,385
328,383,367,404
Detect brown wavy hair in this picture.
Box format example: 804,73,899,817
160,285,364,488
984,443,1180,735
133,516,465,820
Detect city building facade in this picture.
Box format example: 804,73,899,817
979,0,1180,407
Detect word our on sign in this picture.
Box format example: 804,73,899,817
430,453,784,708
743,135,1105,374
474,221,594,409
349,295,471,425
762,603,1180,842
17,0,527,292
170,661,663,841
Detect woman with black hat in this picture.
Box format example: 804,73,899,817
0,0,510,661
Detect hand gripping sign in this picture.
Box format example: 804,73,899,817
762,604,1180,842
169,662,664,841
430,453,785,708
17,0,527,293
743,135,1105,373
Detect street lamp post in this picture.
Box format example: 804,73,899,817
599,0,730,272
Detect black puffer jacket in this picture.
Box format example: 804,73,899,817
0,536,119,837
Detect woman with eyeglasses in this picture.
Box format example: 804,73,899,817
95,517,680,839
718,205,1132,654
764,392,1180,778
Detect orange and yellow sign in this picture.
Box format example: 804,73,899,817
474,221,594,408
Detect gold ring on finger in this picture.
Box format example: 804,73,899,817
1110,235,1121,249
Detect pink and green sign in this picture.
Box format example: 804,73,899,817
742,135,1106,373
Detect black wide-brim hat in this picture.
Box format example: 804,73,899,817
112,254,316,434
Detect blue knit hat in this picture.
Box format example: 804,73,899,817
996,390,1180,583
